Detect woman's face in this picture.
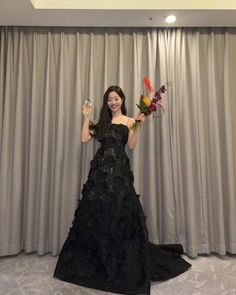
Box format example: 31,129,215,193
107,91,123,113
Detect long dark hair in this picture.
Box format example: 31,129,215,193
90,86,127,139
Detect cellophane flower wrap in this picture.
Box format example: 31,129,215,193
132,77,169,130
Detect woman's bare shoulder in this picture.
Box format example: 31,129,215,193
126,116,135,129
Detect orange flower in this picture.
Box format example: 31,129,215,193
142,96,152,107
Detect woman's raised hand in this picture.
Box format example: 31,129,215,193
81,101,92,119
135,113,145,123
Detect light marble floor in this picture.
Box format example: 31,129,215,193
0,252,236,295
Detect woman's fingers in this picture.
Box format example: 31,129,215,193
81,104,92,118
136,113,145,122
81,104,92,112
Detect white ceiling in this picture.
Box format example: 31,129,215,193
0,0,236,27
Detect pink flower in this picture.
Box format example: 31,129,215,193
143,109,152,116
149,103,157,112
159,85,166,93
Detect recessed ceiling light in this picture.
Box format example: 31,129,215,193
165,15,176,24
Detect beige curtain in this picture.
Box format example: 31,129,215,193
0,27,236,257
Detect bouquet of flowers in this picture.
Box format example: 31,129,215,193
132,77,169,130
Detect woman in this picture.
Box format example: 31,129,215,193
54,86,191,295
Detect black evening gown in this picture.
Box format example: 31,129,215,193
54,124,191,295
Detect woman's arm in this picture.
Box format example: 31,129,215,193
81,104,92,143
127,113,145,149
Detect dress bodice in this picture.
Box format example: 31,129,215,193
88,123,131,184
98,124,129,148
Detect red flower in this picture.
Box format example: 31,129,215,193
143,77,153,92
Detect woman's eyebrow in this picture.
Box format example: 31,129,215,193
108,95,119,99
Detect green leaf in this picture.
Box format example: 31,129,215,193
139,100,149,112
